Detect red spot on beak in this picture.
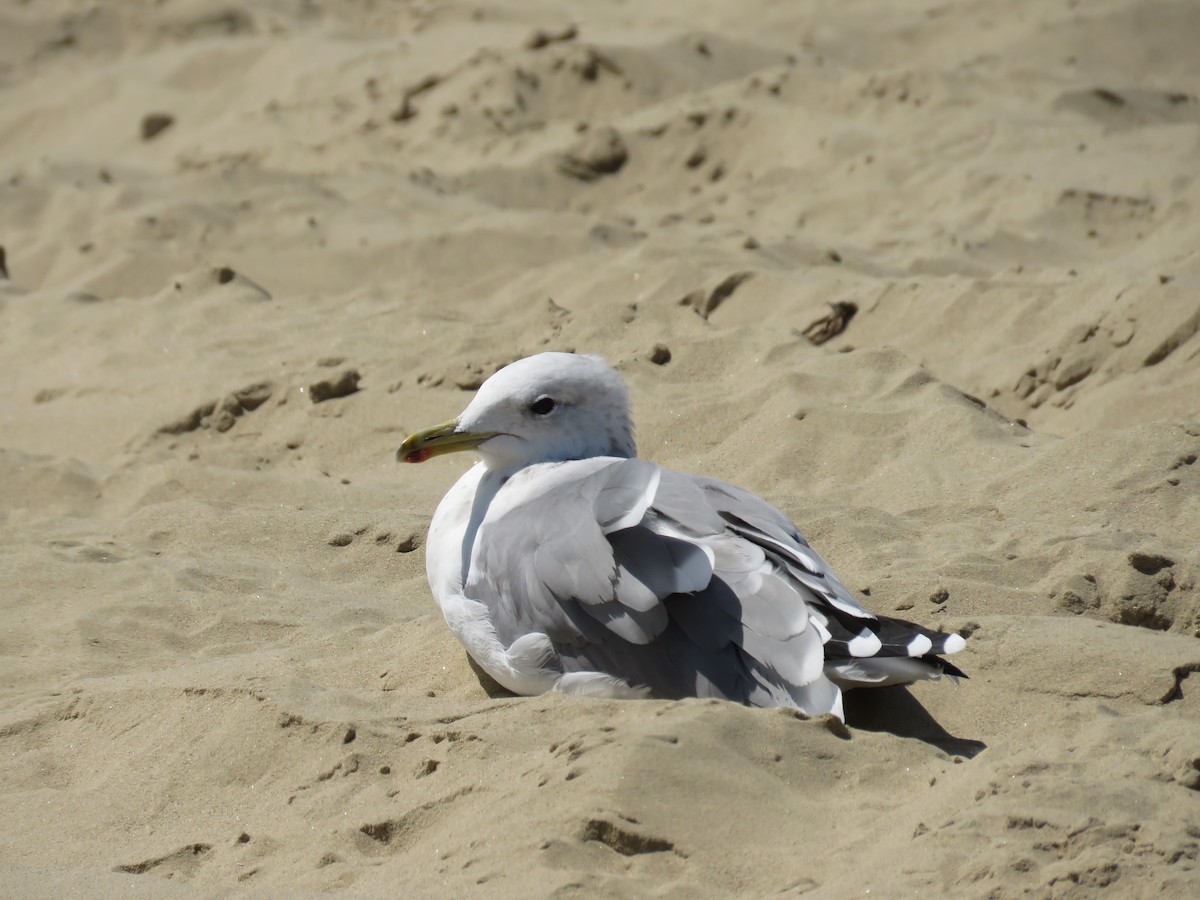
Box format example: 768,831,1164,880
404,448,431,464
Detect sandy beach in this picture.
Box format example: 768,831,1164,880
2,0,1199,896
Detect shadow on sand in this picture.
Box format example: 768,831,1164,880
844,685,987,758
469,656,987,758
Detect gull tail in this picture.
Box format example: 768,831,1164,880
821,612,968,689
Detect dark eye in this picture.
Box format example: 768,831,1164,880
528,396,557,416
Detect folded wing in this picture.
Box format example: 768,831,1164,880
464,458,964,718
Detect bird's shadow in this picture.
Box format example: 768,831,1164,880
844,686,986,758
469,656,986,758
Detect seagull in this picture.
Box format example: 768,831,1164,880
399,352,965,721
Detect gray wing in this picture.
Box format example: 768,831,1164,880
690,476,967,673
463,459,839,713
464,458,962,715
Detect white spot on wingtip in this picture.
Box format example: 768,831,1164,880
847,628,882,657
906,634,933,656
942,633,966,654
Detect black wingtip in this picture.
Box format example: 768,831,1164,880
929,656,969,680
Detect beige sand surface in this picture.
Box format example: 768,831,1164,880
2,0,1199,896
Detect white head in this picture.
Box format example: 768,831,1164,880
399,352,637,471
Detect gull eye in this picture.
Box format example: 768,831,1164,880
528,396,557,416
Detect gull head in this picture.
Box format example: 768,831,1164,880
398,352,637,470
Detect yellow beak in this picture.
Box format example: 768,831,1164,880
397,419,500,463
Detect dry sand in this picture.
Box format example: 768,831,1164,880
2,0,1199,896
